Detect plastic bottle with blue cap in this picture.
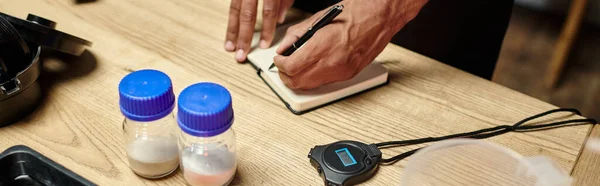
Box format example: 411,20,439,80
119,69,179,178
177,82,237,186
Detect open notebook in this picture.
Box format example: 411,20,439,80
247,24,389,114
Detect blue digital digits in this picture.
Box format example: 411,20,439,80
335,148,357,167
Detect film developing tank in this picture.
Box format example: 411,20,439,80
0,13,92,126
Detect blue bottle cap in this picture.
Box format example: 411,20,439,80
118,69,175,121
177,82,234,137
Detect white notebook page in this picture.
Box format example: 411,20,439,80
247,25,388,112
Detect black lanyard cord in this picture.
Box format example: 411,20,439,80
375,108,598,164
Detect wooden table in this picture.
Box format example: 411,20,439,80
0,0,597,185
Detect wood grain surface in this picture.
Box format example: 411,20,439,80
572,124,600,186
0,0,593,185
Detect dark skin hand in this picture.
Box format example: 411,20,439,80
226,0,428,90
225,0,295,61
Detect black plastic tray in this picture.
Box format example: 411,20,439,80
0,145,95,186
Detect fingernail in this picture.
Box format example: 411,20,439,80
225,41,235,51
259,40,269,49
235,49,245,62
278,10,287,23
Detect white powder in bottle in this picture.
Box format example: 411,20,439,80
127,136,179,178
181,145,237,186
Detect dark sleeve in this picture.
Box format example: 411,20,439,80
293,0,515,80
292,0,339,13
391,0,514,80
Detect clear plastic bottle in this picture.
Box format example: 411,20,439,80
177,82,237,186
119,69,179,179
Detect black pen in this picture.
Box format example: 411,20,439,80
268,4,344,70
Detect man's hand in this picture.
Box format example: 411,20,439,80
225,0,295,62
274,0,427,90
